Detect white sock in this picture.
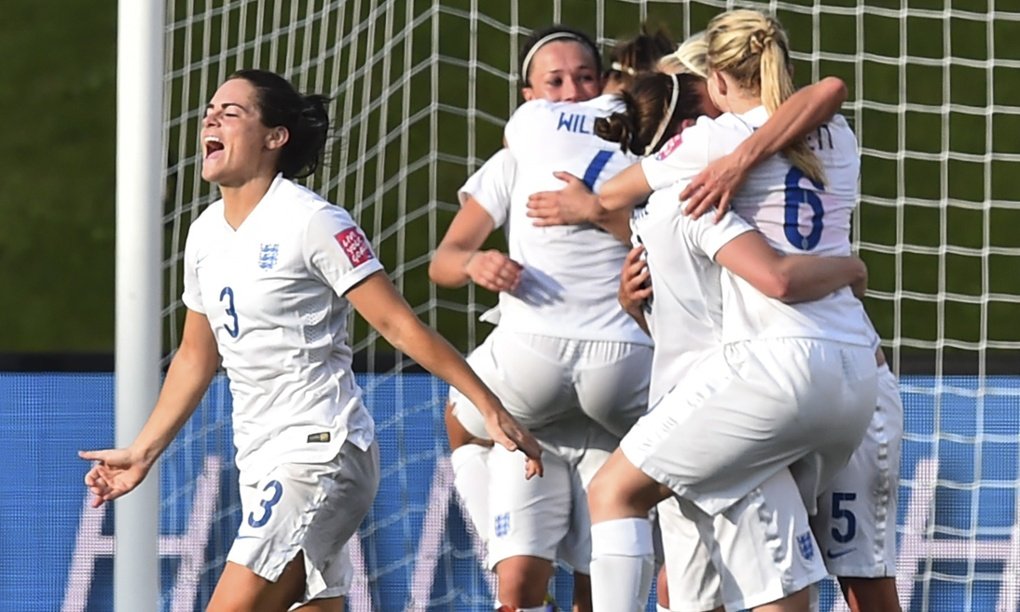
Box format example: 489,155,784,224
656,606,672,612
590,518,656,612
450,444,491,539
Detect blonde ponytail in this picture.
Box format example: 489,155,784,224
707,9,824,184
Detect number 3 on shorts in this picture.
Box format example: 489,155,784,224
248,480,284,528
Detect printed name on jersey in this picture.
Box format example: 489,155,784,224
655,132,683,160
807,124,835,151
556,112,594,134
335,227,375,267
258,243,280,270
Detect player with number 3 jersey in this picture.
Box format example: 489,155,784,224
80,69,542,612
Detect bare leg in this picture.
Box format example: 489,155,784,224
207,552,307,612
839,576,901,612
496,555,556,609
572,572,592,612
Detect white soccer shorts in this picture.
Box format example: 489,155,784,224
228,440,380,604
813,362,903,577
661,468,829,611
621,338,877,517
450,327,651,440
486,415,618,573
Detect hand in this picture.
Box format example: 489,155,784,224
679,152,751,222
79,447,152,508
527,171,598,227
851,256,868,299
466,249,523,293
483,409,544,479
618,246,652,317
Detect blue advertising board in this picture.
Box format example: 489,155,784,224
1,372,1018,611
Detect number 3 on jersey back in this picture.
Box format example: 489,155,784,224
783,166,825,251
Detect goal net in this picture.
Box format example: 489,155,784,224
151,1,1020,610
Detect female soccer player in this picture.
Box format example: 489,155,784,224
578,10,879,611
431,24,688,611
79,69,541,612
435,27,606,555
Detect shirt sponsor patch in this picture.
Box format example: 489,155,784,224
656,132,683,160
335,227,375,267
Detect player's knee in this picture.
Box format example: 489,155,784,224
495,556,555,608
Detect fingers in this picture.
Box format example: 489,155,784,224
552,171,582,185
679,176,703,202
684,191,712,219
491,429,519,453
524,456,544,480
78,449,111,463
470,252,523,293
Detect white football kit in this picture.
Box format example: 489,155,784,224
625,181,828,610
657,109,902,581
182,175,381,600
451,95,654,573
617,109,878,610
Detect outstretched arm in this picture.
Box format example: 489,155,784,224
715,233,866,303
347,271,543,478
429,196,522,293
682,76,849,220
80,309,220,507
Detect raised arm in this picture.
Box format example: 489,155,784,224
715,233,866,303
682,76,848,220
80,309,220,507
347,271,543,477
428,196,522,293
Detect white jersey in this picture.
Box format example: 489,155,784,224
493,94,650,345
459,148,515,229
643,107,872,347
183,175,378,484
632,184,753,403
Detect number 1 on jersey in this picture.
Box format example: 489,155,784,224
582,150,614,191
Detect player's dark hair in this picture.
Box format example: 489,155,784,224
604,22,676,89
229,69,330,179
595,72,704,156
519,25,602,87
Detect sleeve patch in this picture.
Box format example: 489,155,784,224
656,132,683,160
335,227,375,266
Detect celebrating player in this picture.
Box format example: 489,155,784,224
79,69,541,612
430,23,686,611
574,10,879,611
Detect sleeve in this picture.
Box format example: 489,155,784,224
305,206,385,296
181,223,205,314
639,120,712,191
458,148,515,228
686,206,755,261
